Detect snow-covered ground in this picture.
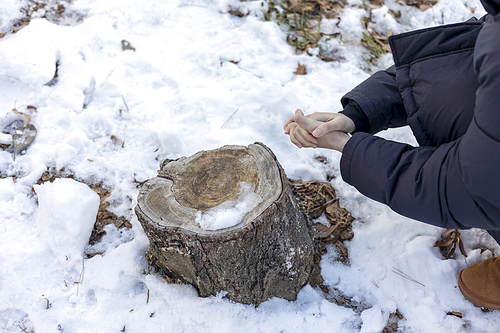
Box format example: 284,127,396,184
1,0,499,332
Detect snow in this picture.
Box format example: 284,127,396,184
195,182,263,230
33,178,99,266
0,0,498,332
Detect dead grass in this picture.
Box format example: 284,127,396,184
264,0,345,61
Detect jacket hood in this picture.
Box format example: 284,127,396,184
481,0,500,15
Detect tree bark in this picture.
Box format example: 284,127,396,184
135,143,314,305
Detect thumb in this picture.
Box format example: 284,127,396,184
311,123,330,138
294,108,304,121
296,113,322,134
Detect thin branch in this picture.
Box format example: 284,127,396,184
221,109,239,129
76,255,85,296
392,266,425,287
121,95,130,112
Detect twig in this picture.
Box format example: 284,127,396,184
76,256,85,296
371,279,379,288
147,289,150,303
17,323,29,333
121,95,129,112
221,109,238,129
391,267,425,287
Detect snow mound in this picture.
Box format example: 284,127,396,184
34,178,99,265
0,19,58,86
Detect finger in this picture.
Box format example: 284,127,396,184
283,115,296,132
294,108,304,121
289,128,303,148
290,125,317,148
287,123,302,148
312,115,355,137
296,113,323,134
284,123,291,135
284,109,304,133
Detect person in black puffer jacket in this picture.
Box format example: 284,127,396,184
284,0,500,310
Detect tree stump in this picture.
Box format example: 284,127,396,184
135,142,314,305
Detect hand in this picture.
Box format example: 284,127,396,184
291,111,356,137
285,109,351,152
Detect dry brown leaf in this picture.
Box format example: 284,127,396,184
447,311,463,318
294,62,307,75
458,236,468,257
389,9,402,18
289,178,354,263
12,108,31,125
228,9,246,17
89,183,132,244
434,229,467,258
289,0,300,9
13,123,37,157
442,228,455,237
311,222,341,238
315,156,327,163
121,40,136,52
435,236,454,248
111,135,124,148
361,16,370,29
419,4,431,10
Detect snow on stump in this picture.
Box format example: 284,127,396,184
135,143,314,305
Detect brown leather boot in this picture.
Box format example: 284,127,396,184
458,257,500,310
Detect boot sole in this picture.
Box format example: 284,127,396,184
458,270,500,311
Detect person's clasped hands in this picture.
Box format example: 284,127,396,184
283,109,354,152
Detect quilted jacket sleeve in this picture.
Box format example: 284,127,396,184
339,13,500,232
340,66,408,134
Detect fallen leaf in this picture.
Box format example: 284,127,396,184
294,62,307,75
389,9,402,18
121,40,136,51
419,4,431,10
447,311,463,318
434,229,467,259
311,222,341,238
12,108,31,125
13,123,37,157
228,9,246,17
111,135,124,148
361,17,370,29
458,236,468,257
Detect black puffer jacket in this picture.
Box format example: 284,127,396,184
339,0,500,243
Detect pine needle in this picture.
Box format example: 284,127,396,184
391,266,425,287
221,109,239,129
